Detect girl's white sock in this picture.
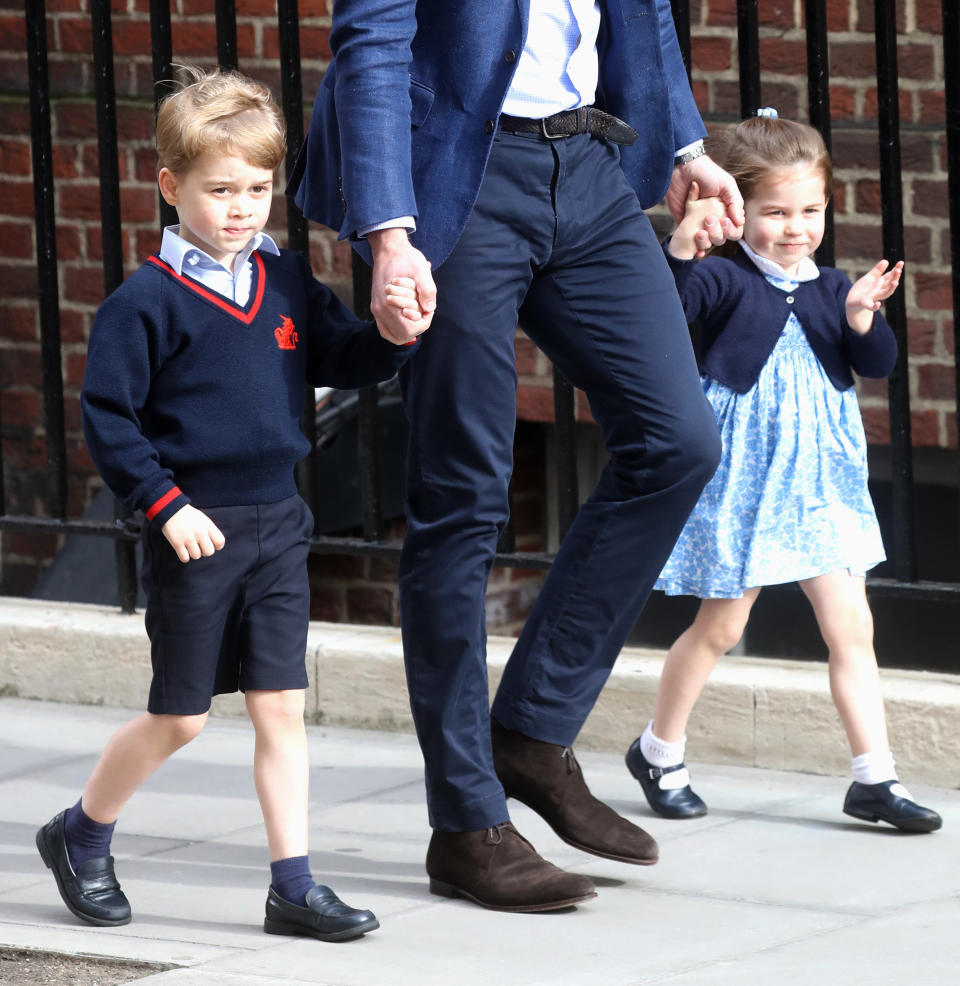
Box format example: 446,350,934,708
851,749,898,786
640,721,690,790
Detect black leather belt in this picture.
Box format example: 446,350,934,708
498,106,638,146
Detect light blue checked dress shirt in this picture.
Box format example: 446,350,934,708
159,226,281,305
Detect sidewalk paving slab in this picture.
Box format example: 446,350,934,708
1,697,958,985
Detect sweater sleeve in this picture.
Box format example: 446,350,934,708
81,288,190,528
663,246,740,351
302,261,418,389
834,273,899,379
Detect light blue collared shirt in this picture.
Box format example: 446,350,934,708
158,226,282,306
502,0,699,159
502,0,601,118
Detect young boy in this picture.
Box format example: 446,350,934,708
35,67,422,942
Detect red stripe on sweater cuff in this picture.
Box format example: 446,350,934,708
145,486,183,521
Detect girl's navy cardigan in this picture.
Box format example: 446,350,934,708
665,246,898,393
81,249,414,528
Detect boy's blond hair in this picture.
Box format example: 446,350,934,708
156,66,286,175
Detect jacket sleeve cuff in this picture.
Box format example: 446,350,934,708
356,217,417,238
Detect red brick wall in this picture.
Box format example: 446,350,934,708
0,0,346,593
513,0,956,447
0,0,955,610
686,0,956,451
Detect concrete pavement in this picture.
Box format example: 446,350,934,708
1,696,958,985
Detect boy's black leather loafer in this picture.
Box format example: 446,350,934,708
843,780,942,833
35,810,131,926
625,738,707,819
264,885,379,942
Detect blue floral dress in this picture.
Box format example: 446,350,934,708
655,262,886,599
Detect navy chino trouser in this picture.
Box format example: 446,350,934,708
397,129,721,832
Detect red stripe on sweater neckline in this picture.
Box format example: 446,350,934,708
147,252,266,324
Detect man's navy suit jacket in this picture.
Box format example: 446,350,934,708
290,0,707,268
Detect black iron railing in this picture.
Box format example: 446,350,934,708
944,0,960,549
3,0,959,615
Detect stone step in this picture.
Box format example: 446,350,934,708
1,597,957,787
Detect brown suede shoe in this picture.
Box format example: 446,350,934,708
426,823,596,912
492,718,659,865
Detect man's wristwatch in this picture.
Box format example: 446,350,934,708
674,143,707,167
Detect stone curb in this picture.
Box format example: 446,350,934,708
1,597,957,787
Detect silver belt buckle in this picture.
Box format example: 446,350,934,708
540,111,576,140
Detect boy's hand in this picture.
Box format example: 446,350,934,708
384,277,425,325
845,259,904,335
666,182,732,260
368,229,436,344
161,504,226,563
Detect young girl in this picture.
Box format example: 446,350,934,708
625,112,941,833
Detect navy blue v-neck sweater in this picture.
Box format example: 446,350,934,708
82,249,414,527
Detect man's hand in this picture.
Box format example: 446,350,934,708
161,504,226,563
368,229,436,344
666,154,744,240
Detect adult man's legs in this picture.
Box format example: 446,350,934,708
397,130,718,908
398,132,597,910
492,132,721,740
485,131,720,865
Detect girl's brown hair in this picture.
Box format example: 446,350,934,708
156,66,286,175
721,115,832,203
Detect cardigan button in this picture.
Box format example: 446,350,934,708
485,119,495,134
786,295,795,304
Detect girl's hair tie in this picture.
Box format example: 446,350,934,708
756,106,779,118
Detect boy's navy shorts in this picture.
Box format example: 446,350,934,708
140,494,314,715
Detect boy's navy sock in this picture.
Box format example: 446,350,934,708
270,855,317,907
63,798,117,871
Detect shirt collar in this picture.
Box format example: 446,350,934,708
159,225,280,276
739,240,820,283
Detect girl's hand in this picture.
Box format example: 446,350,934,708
666,182,731,260
846,259,904,334
161,504,225,563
